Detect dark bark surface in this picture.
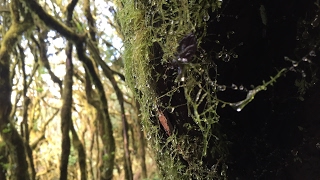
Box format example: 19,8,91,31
149,0,320,179
70,122,87,180
0,1,33,179
59,43,73,180
205,0,320,179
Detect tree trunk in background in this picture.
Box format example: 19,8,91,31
70,122,87,180
136,101,147,179
82,0,120,178
84,70,116,180
19,45,36,180
59,43,73,180
0,145,8,179
0,1,33,179
122,116,133,180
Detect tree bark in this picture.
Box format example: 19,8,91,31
59,1,78,178
0,1,33,179
59,43,73,180
0,145,8,179
84,69,116,180
70,122,87,180
18,44,36,180
135,101,147,179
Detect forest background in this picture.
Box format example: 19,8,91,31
0,0,153,180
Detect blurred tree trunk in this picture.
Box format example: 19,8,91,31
18,44,36,180
83,0,132,178
121,115,133,180
84,70,115,180
59,42,73,180
70,122,87,180
0,0,33,179
84,1,134,179
59,1,77,179
135,101,147,179
0,145,8,179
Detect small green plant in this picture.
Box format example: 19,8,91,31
2,123,11,134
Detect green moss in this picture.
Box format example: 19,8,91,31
117,0,226,179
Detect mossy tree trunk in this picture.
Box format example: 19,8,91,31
0,144,8,179
135,101,147,179
118,0,226,179
0,0,33,179
119,0,320,178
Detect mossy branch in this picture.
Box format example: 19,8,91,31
20,0,85,43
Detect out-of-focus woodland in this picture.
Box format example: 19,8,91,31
0,0,154,180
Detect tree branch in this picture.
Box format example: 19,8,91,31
20,0,85,43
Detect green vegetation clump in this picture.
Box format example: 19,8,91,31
117,0,229,179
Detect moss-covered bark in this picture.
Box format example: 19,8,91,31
135,102,147,179
0,144,8,179
0,0,33,179
118,0,226,179
119,0,320,178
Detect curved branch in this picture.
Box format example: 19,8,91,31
20,0,85,43
31,31,63,90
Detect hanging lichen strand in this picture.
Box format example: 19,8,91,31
118,0,228,179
